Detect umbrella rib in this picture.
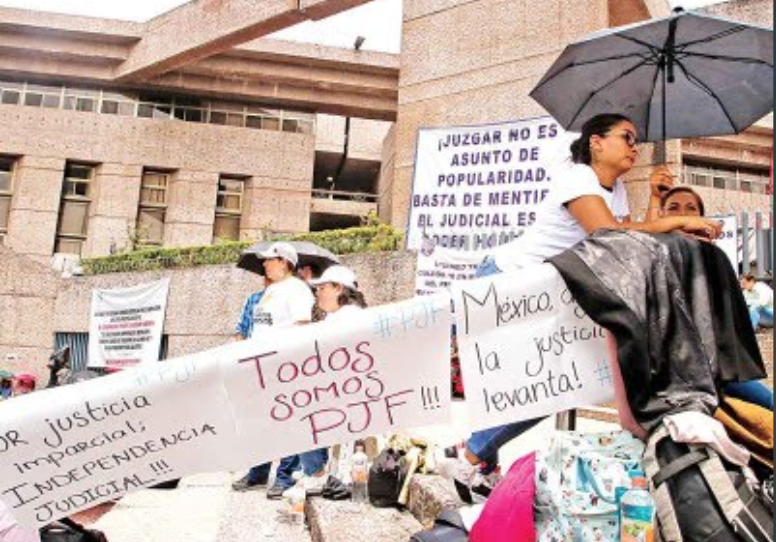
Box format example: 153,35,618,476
531,52,651,92
678,51,773,68
566,58,652,129
675,25,748,49
674,58,739,133
614,34,663,55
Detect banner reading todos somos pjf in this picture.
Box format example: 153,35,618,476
0,293,452,528
407,116,576,251
88,279,170,369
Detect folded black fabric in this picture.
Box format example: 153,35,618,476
549,230,765,431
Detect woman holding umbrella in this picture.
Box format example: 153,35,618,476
443,113,724,502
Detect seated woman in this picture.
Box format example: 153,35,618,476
655,186,773,412
442,113,723,500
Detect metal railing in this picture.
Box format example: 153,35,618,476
311,188,379,203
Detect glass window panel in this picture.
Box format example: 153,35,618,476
282,119,299,133
0,196,10,231
59,200,89,236
226,113,244,127
42,94,61,108
713,177,725,189
75,97,95,112
55,237,83,255
142,172,168,189
66,164,92,180
66,88,99,97
213,215,240,241
740,181,752,193
209,111,227,125
0,172,11,192
219,178,243,193
63,96,76,110
246,105,279,116
24,93,43,107
1,90,20,105
137,208,165,244
153,106,171,119
64,180,89,197
117,102,135,116
0,159,13,193
101,100,119,114
246,115,262,129
262,117,280,131
137,103,155,118
217,194,241,211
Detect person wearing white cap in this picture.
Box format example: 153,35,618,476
281,265,367,498
232,241,322,497
310,265,367,322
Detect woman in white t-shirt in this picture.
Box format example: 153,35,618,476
491,113,723,273
443,114,725,504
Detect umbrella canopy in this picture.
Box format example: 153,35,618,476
530,8,773,144
237,241,340,276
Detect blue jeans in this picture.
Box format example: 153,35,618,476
248,448,329,488
724,380,774,411
467,416,545,473
750,306,774,328
463,255,548,473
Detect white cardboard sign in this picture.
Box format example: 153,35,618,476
450,265,614,432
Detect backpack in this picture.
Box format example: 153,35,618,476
368,447,406,507
643,425,773,542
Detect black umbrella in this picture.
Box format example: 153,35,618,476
237,241,340,275
530,7,773,159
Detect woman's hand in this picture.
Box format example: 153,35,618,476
649,166,674,198
678,216,723,241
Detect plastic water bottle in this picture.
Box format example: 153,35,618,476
350,444,369,503
620,475,656,542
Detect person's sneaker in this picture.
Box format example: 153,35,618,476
267,484,288,500
231,473,267,492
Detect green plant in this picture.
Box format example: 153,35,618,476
81,221,405,275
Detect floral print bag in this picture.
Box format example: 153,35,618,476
535,430,645,542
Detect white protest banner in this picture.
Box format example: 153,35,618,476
88,279,170,369
712,214,738,270
450,265,614,432
415,241,490,296
222,292,452,462
0,293,452,528
407,116,576,251
0,352,240,527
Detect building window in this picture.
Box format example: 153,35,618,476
56,163,93,255
213,176,244,242
0,157,15,240
137,170,170,246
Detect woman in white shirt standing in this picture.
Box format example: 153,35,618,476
445,113,725,503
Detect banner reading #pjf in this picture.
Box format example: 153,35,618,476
88,279,170,369
222,293,452,464
407,117,575,251
451,265,614,432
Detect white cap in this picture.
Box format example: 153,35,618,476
310,265,358,290
258,242,298,267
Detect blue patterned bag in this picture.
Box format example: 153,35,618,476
535,430,645,542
